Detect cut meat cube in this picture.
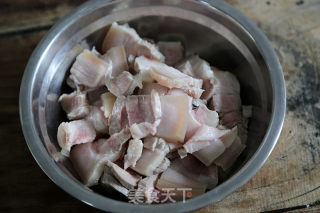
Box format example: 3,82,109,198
219,126,238,148
177,55,214,80
101,167,129,196
85,106,108,134
130,122,157,139
156,95,190,142
215,137,246,171
157,41,184,66
192,140,225,166
212,69,240,95
153,157,170,175
69,128,131,186
70,49,111,88
156,166,207,199
143,137,170,154
210,93,241,113
126,95,155,126
166,88,186,96
171,155,218,190
101,45,128,77
139,82,168,96
108,96,128,135
107,161,140,189
106,71,136,96
124,139,143,169
57,120,96,156
59,91,89,120
134,56,203,98
100,92,116,118
183,125,230,154
131,149,165,176
194,104,219,127
136,175,158,204
102,22,164,62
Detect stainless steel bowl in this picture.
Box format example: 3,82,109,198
19,0,286,212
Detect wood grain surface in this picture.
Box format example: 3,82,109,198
1,0,319,212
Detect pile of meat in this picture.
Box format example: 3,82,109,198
57,22,252,203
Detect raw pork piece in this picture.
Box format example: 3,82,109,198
157,41,184,66
214,137,246,171
193,104,219,127
106,71,136,96
59,91,89,120
153,157,170,174
57,120,96,156
85,106,108,134
177,55,214,80
101,167,129,196
156,94,190,142
131,149,165,176
108,96,129,135
183,125,230,154
100,92,116,118
126,95,155,126
156,166,207,199
102,22,164,62
210,94,241,113
171,155,218,190
101,45,129,77
143,137,170,154
135,175,158,204
130,122,157,139
134,56,203,98
138,82,168,96
107,161,141,189
69,128,131,186
70,49,111,88
124,139,143,169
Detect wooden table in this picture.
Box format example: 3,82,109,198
1,0,319,212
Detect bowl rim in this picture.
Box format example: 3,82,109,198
19,0,286,212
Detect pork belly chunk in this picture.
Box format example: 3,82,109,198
101,167,129,196
193,104,219,127
214,137,246,171
69,128,131,186
70,49,111,88
134,56,203,98
156,94,190,142
105,71,136,96
102,22,164,62
136,175,159,204
101,45,128,77
124,139,143,169
59,91,89,120
138,82,168,96
108,96,129,135
131,149,165,176
57,120,96,156
177,55,214,80
85,106,108,134
100,92,116,119
171,155,218,190
107,161,141,189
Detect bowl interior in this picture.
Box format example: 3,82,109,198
30,0,272,204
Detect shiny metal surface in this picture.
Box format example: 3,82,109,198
19,0,286,212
